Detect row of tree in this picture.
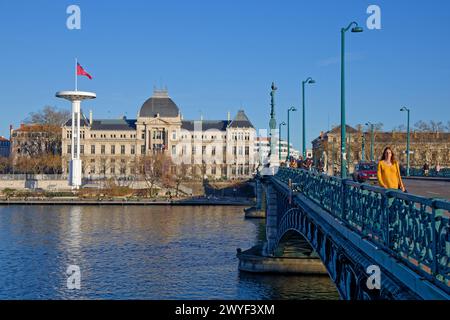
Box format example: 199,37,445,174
355,120,450,133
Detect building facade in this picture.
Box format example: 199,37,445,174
10,124,61,159
312,125,450,175
255,137,302,163
0,136,10,157
61,89,258,180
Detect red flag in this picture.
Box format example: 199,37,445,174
77,63,93,80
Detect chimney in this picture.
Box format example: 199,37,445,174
89,110,93,125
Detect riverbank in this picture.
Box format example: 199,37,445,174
0,197,254,206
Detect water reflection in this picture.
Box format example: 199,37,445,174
0,205,338,300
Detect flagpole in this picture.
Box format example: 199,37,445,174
75,58,78,92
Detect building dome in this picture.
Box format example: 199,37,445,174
138,89,180,118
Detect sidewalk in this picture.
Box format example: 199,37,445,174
402,176,450,182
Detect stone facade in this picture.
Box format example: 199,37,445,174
312,125,450,175
10,124,61,158
61,89,258,180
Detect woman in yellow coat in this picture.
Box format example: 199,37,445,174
377,147,406,192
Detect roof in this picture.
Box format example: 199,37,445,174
90,118,136,131
64,117,91,127
181,120,230,131
0,136,9,142
64,117,137,131
228,110,254,128
138,90,180,118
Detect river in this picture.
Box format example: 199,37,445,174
0,205,339,299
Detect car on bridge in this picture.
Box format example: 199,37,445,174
353,161,378,183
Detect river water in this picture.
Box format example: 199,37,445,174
0,205,339,300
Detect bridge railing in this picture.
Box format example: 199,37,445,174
275,167,450,293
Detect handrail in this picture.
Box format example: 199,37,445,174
274,166,450,293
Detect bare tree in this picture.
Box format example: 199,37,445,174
138,153,167,197
430,120,445,133
173,163,189,197
0,157,11,174
414,120,431,132
392,124,406,132
25,106,71,126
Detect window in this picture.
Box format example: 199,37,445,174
172,130,177,140
131,145,135,155
202,146,206,155
121,145,125,154
238,147,243,156
245,146,249,156
110,166,115,174
91,145,95,155
233,146,237,155
192,146,196,155
182,146,186,155
67,145,71,154
111,145,115,155
141,145,145,154
101,145,105,155
211,166,216,175
212,146,216,156
80,145,84,154
172,145,177,156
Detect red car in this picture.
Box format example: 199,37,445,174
353,162,377,183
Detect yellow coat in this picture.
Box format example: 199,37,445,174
377,161,404,189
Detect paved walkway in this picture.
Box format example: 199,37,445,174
403,179,450,200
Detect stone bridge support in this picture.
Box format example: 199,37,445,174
263,182,278,256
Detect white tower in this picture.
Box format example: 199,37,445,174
56,91,96,189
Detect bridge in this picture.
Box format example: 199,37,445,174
253,167,449,300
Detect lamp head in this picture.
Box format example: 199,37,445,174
289,107,297,112
400,107,408,112
281,122,286,126
351,26,364,33
308,79,316,84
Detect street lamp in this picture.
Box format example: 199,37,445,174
365,122,375,162
400,107,411,176
302,77,315,159
361,133,365,161
287,106,297,162
279,122,286,161
340,21,363,179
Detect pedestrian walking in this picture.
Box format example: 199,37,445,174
377,147,406,192
423,162,430,176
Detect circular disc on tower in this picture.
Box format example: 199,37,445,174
56,91,96,101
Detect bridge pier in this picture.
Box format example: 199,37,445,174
263,182,278,256
244,179,266,218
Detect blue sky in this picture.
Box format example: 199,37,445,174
0,0,449,150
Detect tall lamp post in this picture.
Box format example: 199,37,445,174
365,122,374,161
400,107,411,176
361,133,365,161
340,21,363,178
302,78,315,159
287,107,296,162
279,122,286,161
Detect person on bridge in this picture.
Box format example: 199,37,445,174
377,147,406,192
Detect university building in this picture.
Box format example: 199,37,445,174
61,89,258,179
